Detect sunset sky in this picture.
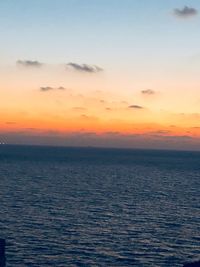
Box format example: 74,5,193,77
1,0,200,150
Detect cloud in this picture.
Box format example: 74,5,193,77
67,62,103,73
5,122,16,125
40,86,53,92
57,86,65,90
129,105,144,109
40,86,66,92
17,60,43,67
72,107,87,111
80,114,99,121
174,6,198,18
141,89,155,95
148,130,171,135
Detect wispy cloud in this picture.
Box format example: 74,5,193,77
174,6,198,18
72,107,87,111
67,62,103,73
141,89,155,95
40,86,53,92
148,130,171,135
80,114,99,121
40,86,66,92
129,105,144,109
5,122,16,125
17,60,43,67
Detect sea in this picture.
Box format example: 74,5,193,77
0,145,199,266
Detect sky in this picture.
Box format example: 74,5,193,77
1,0,200,150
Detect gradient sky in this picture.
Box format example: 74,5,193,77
1,0,200,150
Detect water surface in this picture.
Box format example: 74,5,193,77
0,145,199,266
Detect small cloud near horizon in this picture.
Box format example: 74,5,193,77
5,122,16,125
141,89,155,95
40,86,66,92
129,105,144,109
67,62,103,73
72,107,87,111
17,60,43,67
173,6,198,18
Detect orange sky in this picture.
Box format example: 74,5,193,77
1,1,200,149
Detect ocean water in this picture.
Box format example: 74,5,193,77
0,145,199,267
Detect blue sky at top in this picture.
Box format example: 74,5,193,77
0,0,200,68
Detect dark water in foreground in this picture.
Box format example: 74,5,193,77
0,145,199,266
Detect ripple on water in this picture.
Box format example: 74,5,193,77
0,146,199,266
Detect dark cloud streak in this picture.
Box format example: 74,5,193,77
17,60,43,67
129,105,144,109
174,6,198,18
40,86,66,92
141,89,155,95
67,62,103,73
